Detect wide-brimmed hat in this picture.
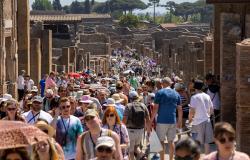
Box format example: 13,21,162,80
103,98,116,107
3,94,12,101
79,95,93,104
31,86,38,92
162,77,173,84
32,96,43,103
35,120,55,137
84,109,99,119
111,94,124,104
82,89,91,95
95,136,115,150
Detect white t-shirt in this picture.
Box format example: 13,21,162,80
22,110,53,124
207,89,220,110
25,79,34,91
190,92,213,125
17,75,25,90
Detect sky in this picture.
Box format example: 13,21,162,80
29,0,197,14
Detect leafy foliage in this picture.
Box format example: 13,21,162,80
119,14,139,28
53,0,62,10
32,0,53,10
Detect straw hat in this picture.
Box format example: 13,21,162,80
35,120,55,137
111,94,124,103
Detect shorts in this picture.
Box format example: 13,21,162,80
127,128,144,153
192,119,213,144
156,123,176,142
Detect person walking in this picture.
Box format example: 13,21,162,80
123,91,150,160
75,109,122,160
17,70,26,101
22,96,53,125
203,122,250,160
151,77,183,160
51,97,83,160
2,99,25,122
188,80,214,154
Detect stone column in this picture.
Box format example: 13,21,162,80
41,30,52,75
236,39,250,155
220,13,242,127
52,64,57,73
62,47,70,73
212,5,221,77
69,46,76,72
204,37,213,74
30,38,41,86
17,0,30,75
86,52,90,69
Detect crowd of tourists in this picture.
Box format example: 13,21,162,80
0,49,249,160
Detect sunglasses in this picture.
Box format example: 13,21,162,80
41,129,49,134
7,108,16,111
97,146,113,153
85,116,95,122
218,136,235,144
107,114,115,118
61,105,70,110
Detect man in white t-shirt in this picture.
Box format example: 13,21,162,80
189,80,214,154
17,70,26,101
23,96,53,124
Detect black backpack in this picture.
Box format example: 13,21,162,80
128,102,145,128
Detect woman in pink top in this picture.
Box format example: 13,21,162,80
203,122,250,160
45,72,57,90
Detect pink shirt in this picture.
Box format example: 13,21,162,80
45,77,56,89
203,151,250,160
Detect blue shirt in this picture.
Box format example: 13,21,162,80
56,115,83,160
154,88,181,124
39,79,46,97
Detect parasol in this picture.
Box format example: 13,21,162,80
123,69,135,74
0,121,49,150
68,72,81,78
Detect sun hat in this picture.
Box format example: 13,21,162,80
84,109,99,119
35,120,55,137
162,77,173,84
103,98,116,107
111,94,124,104
31,86,38,92
79,95,93,104
3,94,12,101
32,96,43,103
129,91,139,99
95,136,115,150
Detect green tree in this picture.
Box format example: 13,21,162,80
53,0,62,10
84,0,91,13
63,5,70,13
32,0,53,10
70,0,85,13
119,14,139,28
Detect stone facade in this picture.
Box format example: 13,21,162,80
236,39,250,154
0,0,19,97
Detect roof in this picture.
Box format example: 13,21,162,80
30,14,111,23
206,0,250,3
160,23,177,29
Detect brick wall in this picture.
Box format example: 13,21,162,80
220,13,242,127
236,40,250,154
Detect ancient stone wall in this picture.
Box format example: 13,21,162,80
236,39,250,155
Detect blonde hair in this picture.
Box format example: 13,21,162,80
32,138,60,160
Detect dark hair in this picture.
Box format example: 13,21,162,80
214,122,235,139
1,148,30,160
175,138,201,158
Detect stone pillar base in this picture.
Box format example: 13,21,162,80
0,84,8,96
7,83,18,99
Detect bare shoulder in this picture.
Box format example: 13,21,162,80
202,152,217,160
235,151,250,160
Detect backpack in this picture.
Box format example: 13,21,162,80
128,102,145,128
